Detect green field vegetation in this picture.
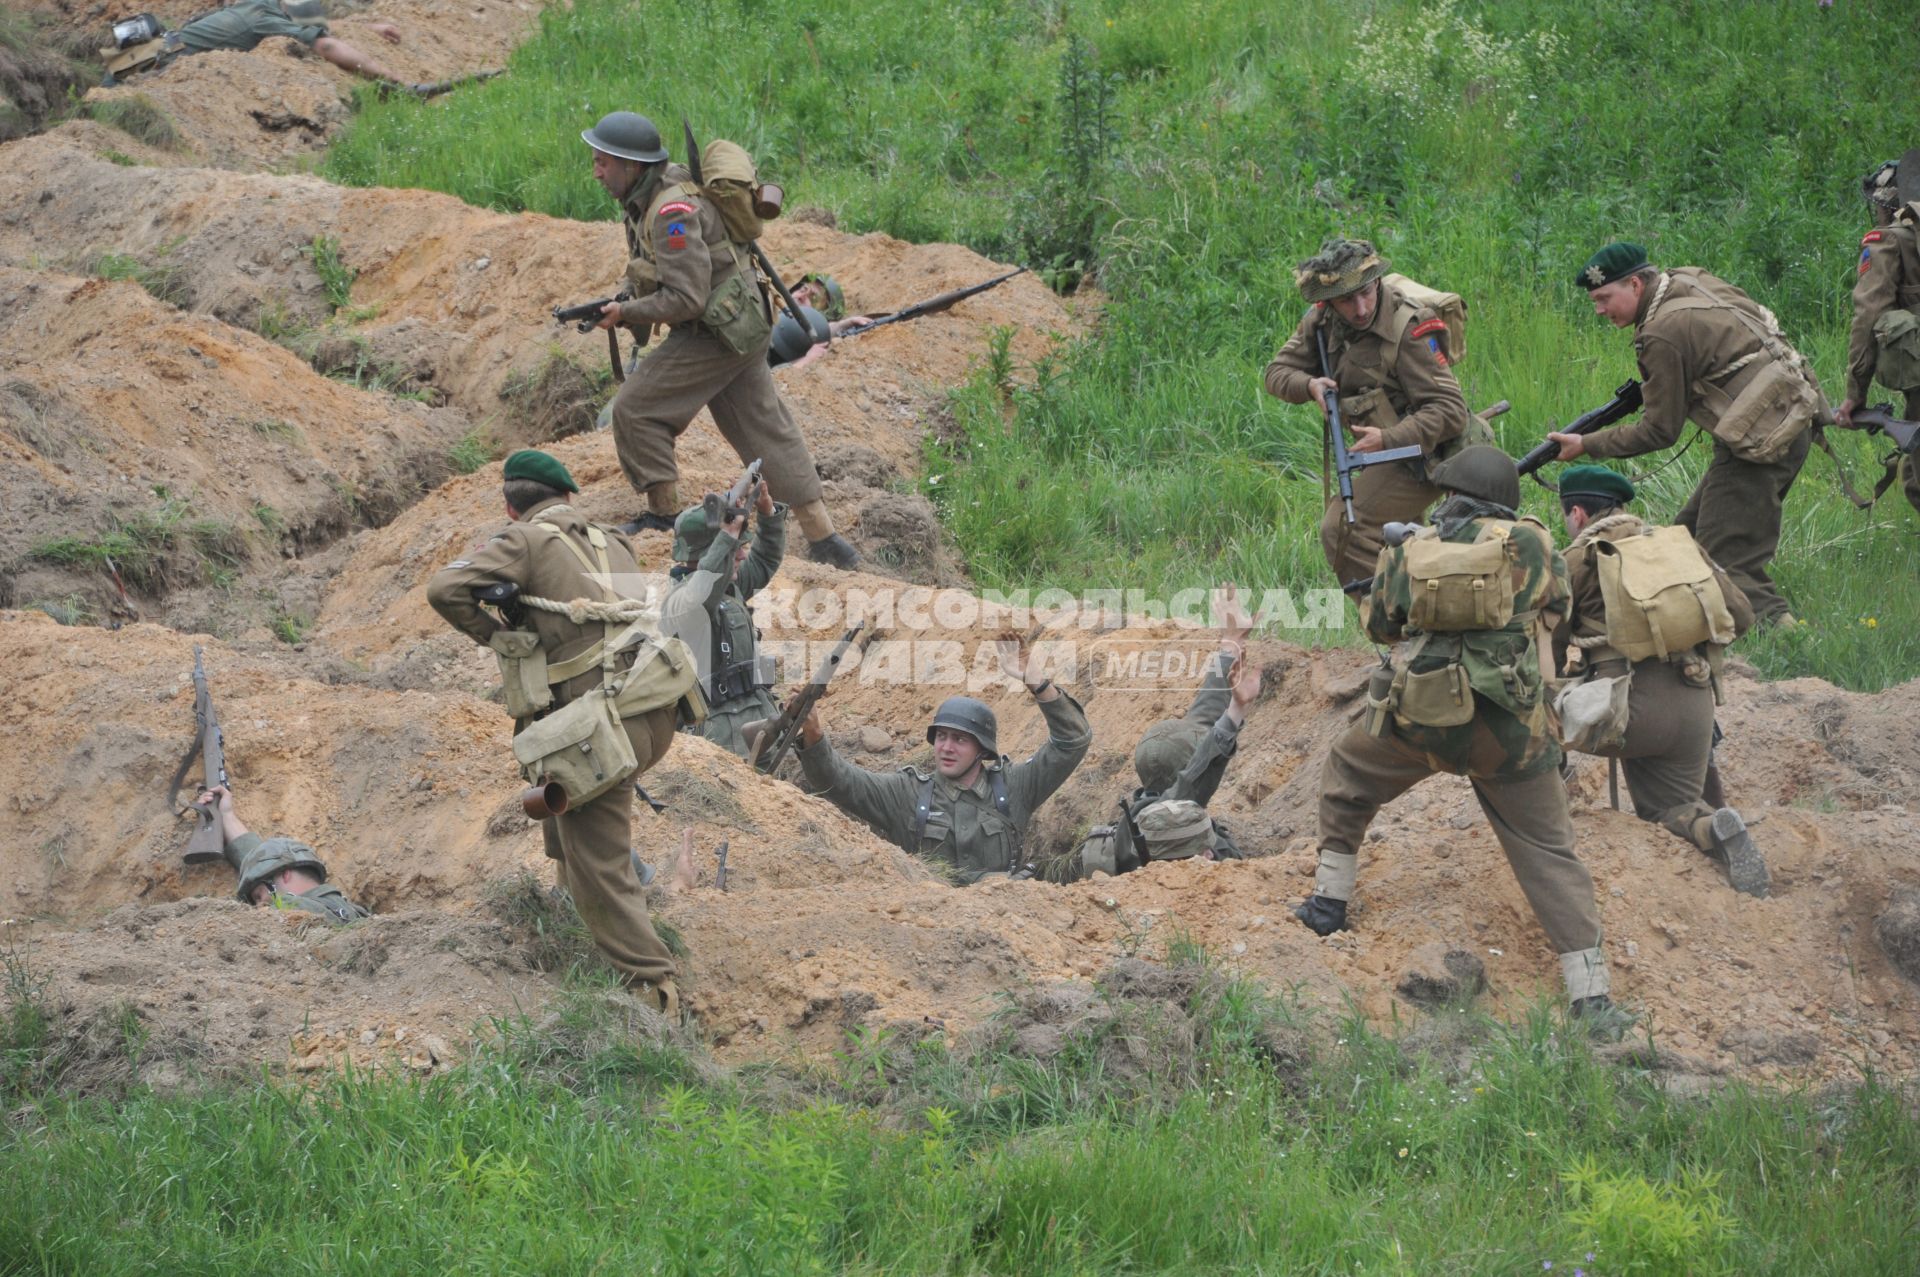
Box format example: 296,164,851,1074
327,0,1920,689
2,946,1915,1275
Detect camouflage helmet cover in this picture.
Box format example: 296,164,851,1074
1295,237,1389,303
799,273,846,320
672,503,748,562
1133,718,1208,792
235,836,326,904
1134,798,1214,861
1863,158,1901,210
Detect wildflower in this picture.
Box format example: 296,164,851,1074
1864,617,1878,628
1397,1147,1408,1158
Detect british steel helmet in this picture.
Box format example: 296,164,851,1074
581,112,668,163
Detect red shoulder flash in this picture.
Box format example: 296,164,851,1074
1863,230,1885,244
658,201,696,217
1409,317,1447,340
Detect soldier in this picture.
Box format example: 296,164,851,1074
1264,237,1473,591
1292,447,1620,1023
105,1,410,86
1083,589,1263,875
426,449,688,1015
796,637,1092,883
1551,242,1824,625
1550,466,1767,896
581,112,860,569
193,785,369,923
1838,152,1920,515
659,475,785,759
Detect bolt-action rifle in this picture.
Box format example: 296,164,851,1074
1515,379,1645,481
701,459,763,529
167,646,229,865
836,267,1029,339
1848,403,1920,504
750,622,880,774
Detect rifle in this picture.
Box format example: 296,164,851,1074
168,646,229,866
836,267,1029,338
1515,379,1645,480
1852,403,1920,456
700,459,764,529
552,292,633,382
1314,317,1423,525
405,68,503,99
750,622,880,774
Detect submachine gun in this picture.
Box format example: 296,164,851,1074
1314,319,1423,525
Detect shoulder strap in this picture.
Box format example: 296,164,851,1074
1376,294,1423,382
913,773,935,842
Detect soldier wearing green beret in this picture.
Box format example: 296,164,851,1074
1265,237,1474,592
580,112,860,569
1548,465,1766,896
795,635,1092,884
194,786,369,924
1293,447,1619,1025
1551,241,1825,626
659,476,787,758
1838,152,1920,517
426,449,686,1016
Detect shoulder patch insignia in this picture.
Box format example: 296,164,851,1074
658,201,696,217
1426,335,1448,364
1863,230,1885,244
1861,246,1875,275
1409,317,1447,340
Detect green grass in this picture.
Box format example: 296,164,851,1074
0,948,1914,1275
448,429,495,475
30,494,245,590
85,245,192,308
304,234,355,313
81,93,182,151
326,0,1920,690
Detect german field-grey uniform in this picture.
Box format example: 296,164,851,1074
1575,255,1820,623
427,490,680,994
229,832,368,924
1298,448,1610,1005
605,160,831,538
1084,656,1246,875
799,691,1092,883
1846,163,1920,514
1264,241,1473,589
1552,492,1765,894
660,502,785,758
178,0,329,52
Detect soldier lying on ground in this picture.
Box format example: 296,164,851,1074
105,1,412,88
194,785,369,923
796,636,1092,883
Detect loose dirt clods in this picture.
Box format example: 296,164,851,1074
0,0,1915,1094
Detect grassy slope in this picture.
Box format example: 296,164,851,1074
329,0,1920,689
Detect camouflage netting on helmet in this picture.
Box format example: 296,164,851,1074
1134,718,1207,791
1295,237,1389,303
1135,798,1214,861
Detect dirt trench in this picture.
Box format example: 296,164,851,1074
1,0,1917,1094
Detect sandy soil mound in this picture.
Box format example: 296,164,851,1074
0,266,473,616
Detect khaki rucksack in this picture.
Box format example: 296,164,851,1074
1401,522,1518,632
1593,524,1738,662
1383,273,1468,367
699,140,773,245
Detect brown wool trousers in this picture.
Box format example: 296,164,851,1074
610,325,824,511
1321,460,1444,589
1676,431,1809,623
540,705,681,988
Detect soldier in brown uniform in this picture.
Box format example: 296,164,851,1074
1551,242,1824,625
426,450,688,1015
1264,237,1473,591
1549,466,1768,897
1292,447,1618,1023
1838,153,1920,515
582,112,860,569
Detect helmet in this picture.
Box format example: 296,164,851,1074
669,503,745,562
800,273,846,320
1295,237,1389,303
1428,445,1520,510
767,305,830,367
1863,158,1901,211
581,112,668,164
283,0,328,20
926,695,998,755
1133,718,1208,792
1134,798,1214,861
235,836,327,905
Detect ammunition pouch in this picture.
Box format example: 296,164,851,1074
488,630,553,719
101,30,182,80
1701,358,1817,463
700,254,773,355
512,688,637,808
1402,526,1517,632
1871,307,1920,391
1362,662,1395,737
1392,660,1475,728
1078,825,1120,878
709,657,770,706
623,255,661,300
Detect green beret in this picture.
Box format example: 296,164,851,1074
1295,237,1389,303
1559,465,1635,507
502,449,579,494
1576,242,1648,291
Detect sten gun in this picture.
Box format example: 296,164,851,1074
168,646,229,866
701,459,764,530
837,267,1029,338
472,580,529,627
553,292,634,383
1314,318,1423,524
1515,379,1645,480
750,622,880,775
